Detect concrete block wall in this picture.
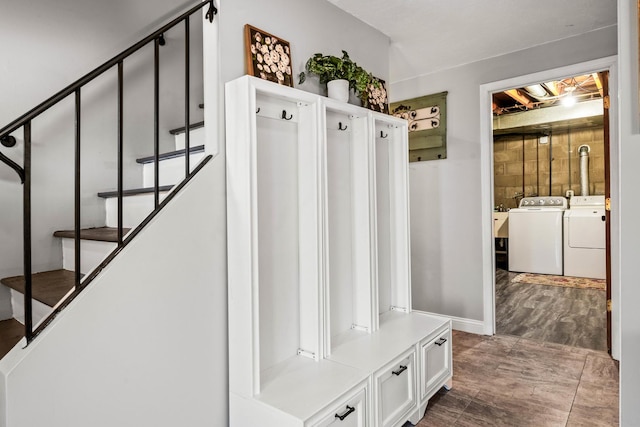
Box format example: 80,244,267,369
494,126,605,209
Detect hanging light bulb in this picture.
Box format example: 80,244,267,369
562,85,577,107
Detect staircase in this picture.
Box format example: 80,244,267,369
0,125,207,359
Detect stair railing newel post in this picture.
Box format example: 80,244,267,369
23,122,33,343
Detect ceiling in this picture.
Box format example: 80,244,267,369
492,73,604,115
326,0,617,83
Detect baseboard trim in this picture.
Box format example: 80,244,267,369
413,310,486,335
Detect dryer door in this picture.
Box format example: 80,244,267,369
567,210,606,249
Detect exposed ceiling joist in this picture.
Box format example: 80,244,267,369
493,98,603,132
504,89,533,109
544,81,560,96
592,73,604,97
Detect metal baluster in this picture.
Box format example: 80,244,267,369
23,121,33,343
75,89,82,288
184,17,190,179
117,62,124,246
154,38,160,209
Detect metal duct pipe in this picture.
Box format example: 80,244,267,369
578,144,590,196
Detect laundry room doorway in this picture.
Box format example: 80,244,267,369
479,57,619,358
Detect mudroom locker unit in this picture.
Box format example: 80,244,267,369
226,75,452,427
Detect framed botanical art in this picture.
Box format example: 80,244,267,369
390,91,448,162
244,24,293,87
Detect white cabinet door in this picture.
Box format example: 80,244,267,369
311,387,368,427
374,349,416,427
419,327,451,401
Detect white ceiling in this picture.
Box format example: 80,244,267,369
327,0,617,83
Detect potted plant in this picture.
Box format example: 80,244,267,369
298,50,378,103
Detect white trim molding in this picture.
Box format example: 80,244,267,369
413,310,485,335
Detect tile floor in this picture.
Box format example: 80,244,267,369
418,331,619,426
495,268,607,352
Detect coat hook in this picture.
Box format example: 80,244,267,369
380,131,388,138
256,107,261,114
338,122,348,131
282,110,293,120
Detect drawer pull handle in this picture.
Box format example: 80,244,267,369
392,365,407,376
335,405,355,421
435,338,447,346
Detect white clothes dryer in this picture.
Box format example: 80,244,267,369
508,196,567,275
564,195,606,279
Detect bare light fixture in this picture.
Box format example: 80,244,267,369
562,85,577,107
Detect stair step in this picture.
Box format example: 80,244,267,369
169,121,205,135
97,185,173,199
0,318,24,359
0,269,75,307
53,226,130,243
136,144,205,164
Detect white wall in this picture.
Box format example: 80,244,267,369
0,0,204,286
617,0,640,424
390,26,617,321
219,0,389,95
0,159,227,427
0,1,390,426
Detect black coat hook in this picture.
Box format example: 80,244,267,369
338,122,348,131
282,110,293,120
380,131,388,138
256,107,261,114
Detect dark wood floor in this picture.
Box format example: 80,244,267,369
0,318,24,358
419,330,619,426
495,268,607,352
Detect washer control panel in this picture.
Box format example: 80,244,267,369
518,196,567,209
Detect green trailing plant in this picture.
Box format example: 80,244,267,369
299,50,378,100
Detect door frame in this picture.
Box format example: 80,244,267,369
478,56,620,359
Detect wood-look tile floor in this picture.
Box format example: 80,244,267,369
418,330,619,426
0,318,24,358
495,268,607,352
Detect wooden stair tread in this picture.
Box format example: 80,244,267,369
136,144,205,164
53,226,129,242
168,120,204,135
0,318,24,359
0,269,75,307
97,185,173,199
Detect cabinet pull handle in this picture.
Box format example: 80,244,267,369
435,337,447,346
392,365,407,376
335,405,355,421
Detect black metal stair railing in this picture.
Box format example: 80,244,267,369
0,0,217,345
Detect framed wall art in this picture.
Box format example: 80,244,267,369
244,24,293,87
363,77,389,114
390,91,448,162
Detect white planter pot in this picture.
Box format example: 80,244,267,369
327,79,350,103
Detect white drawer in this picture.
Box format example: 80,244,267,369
419,326,451,401
309,385,368,427
374,349,416,427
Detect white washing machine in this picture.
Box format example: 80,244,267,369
508,196,567,275
564,195,606,279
